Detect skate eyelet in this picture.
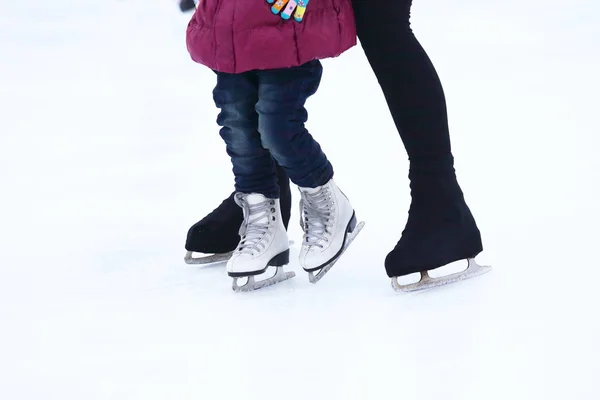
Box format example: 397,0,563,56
271,207,275,213
272,216,275,221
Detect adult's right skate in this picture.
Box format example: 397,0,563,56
184,164,291,264
386,155,491,292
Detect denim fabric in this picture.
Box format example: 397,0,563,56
213,60,333,198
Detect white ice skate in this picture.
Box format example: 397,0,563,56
298,179,364,284
391,258,492,292
227,193,295,292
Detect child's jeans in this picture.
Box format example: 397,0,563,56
213,60,333,199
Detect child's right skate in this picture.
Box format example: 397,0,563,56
228,192,295,292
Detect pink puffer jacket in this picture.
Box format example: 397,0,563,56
186,0,356,74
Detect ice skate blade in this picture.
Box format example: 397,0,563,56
391,258,491,292
232,267,296,292
185,241,294,265
184,250,233,265
308,221,365,284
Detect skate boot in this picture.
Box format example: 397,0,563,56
228,193,295,292
184,164,291,264
387,154,491,292
298,179,365,283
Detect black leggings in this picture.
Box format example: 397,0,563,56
352,0,450,160
352,0,483,275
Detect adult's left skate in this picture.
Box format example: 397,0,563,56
184,192,243,265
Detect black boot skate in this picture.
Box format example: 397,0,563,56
184,164,292,264
386,154,490,291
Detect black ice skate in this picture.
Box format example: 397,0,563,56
387,155,491,292
184,164,292,265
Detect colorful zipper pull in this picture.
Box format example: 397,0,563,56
271,0,289,14
294,0,309,22
280,0,297,20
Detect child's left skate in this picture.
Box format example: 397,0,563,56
227,193,295,292
298,179,364,283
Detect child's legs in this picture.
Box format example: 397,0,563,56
213,72,279,198
255,60,333,189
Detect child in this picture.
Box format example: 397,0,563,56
186,0,362,292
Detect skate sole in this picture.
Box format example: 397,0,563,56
184,241,294,265
391,258,492,292
307,218,365,284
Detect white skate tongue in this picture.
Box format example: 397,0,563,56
245,193,271,224
246,193,266,205
302,186,321,194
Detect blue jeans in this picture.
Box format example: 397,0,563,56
213,60,333,199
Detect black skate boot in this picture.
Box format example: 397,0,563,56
184,164,292,264
179,0,196,12
386,154,490,291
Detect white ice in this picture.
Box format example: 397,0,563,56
1,1,599,399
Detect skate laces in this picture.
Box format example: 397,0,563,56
234,194,274,256
299,187,334,249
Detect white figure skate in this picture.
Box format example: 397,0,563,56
227,193,295,292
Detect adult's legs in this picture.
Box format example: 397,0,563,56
351,0,483,277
